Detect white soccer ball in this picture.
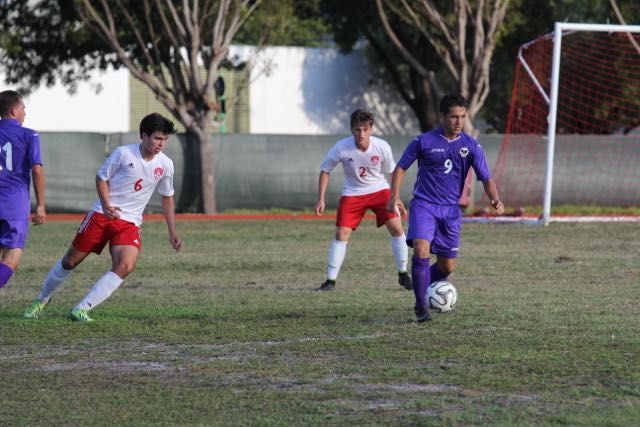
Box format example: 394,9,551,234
427,281,457,313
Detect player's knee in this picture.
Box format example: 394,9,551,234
386,220,404,237
335,228,351,241
412,240,430,258
437,260,456,275
113,263,135,277
441,264,455,275
413,247,430,258
61,258,79,270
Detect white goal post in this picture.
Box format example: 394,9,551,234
542,22,640,225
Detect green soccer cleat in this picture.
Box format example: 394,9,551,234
23,298,49,319
67,308,94,322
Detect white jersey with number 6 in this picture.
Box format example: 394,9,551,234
320,135,396,196
90,143,175,226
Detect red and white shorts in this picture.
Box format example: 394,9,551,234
336,188,397,230
72,211,141,254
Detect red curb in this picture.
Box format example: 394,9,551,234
41,213,372,221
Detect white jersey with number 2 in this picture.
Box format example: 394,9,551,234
320,135,396,196
90,143,175,226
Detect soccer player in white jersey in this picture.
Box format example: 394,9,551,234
24,113,182,321
315,109,411,291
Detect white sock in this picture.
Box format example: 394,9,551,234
75,271,123,311
38,260,72,303
326,240,348,281
390,234,409,273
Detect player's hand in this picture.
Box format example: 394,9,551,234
314,200,325,216
492,199,505,215
169,235,182,252
103,205,121,219
32,205,46,226
388,199,407,219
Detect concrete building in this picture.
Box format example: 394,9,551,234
11,46,420,136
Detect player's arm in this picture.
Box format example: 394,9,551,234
161,195,182,251
315,171,330,216
388,137,420,216
31,164,46,225
481,179,504,215
387,167,407,217
96,175,120,219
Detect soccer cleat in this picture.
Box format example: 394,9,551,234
23,298,49,319
315,279,335,291
415,305,432,323
67,308,94,322
398,272,413,290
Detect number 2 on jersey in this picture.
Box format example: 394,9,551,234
359,167,367,177
0,142,12,171
134,179,143,191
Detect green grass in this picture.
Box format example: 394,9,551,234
483,204,640,216
1,219,639,426
221,205,640,217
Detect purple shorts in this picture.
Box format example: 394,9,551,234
407,199,461,259
0,219,28,249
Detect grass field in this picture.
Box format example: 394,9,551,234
1,218,639,426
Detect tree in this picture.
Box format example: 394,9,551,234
235,0,329,47
0,0,108,93
1,0,262,214
374,0,511,133
318,0,512,133
320,0,442,131
78,0,264,214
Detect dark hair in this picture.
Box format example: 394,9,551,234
439,94,468,115
0,90,23,117
350,109,374,128
139,113,176,138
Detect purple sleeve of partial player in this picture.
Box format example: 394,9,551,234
0,120,43,219
471,142,491,181
28,132,43,167
396,136,422,170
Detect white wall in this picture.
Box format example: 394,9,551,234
3,46,420,135
245,45,420,135
3,67,129,133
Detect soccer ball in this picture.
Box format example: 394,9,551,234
427,281,457,313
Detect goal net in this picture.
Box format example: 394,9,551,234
491,23,640,223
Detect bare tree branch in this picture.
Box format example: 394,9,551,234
395,0,459,80
415,0,457,50
455,0,468,96
75,0,261,213
375,0,430,77
376,0,512,126
77,0,172,111
142,1,170,89
609,0,640,55
471,0,484,66
362,27,415,108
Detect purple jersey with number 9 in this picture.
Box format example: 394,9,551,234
396,128,490,206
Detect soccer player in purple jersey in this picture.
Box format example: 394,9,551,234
0,90,46,290
388,94,504,322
